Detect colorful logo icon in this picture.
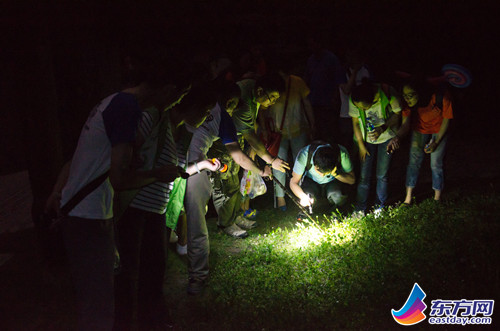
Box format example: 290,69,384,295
392,283,427,326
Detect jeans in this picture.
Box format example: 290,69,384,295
356,139,392,211
301,176,346,210
273,133,308,198
63,216,115,331
406,131,448,191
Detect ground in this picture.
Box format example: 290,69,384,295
1,123,499,329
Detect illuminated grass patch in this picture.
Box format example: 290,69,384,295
203,194,500,330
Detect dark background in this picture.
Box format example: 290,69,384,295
1,0,498,218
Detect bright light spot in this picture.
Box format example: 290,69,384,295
287,224,324,249
256,220,358,252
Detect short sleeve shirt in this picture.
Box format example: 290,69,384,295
293,144,353,185
188,103,238,162
233,79,259,134
61,92,141,219
402,93,453,134
269,75,310,139
348,86,402,144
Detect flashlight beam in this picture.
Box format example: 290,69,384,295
271,176,322,228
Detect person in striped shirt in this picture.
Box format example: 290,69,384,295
114,84,220,330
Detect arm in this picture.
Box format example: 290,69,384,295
225,142,272,177
257,108,268,140
289,171,313,207
242,130,290,172
368,111,402,141
109,143,180,190
185,159,222,176
425,118,450,153
387,115,410,153
352,117,369,161
333,168,355,185
44,161,71,214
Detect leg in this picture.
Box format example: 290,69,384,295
185,171,212,282
290,133,309,160
115,207,145,329
240,195,250,212
274,137,290,208
176,212,187,248
212,169,242,228
63,217,115,331
374,140,392,208
430,134,448,200
137,211,169,329
325,179,346,207
356,142,376,211
405,131,428,203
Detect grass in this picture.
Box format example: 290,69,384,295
184,191,500,330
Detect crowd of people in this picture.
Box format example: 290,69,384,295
43,37,453,330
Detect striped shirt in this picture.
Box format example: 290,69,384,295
130,111,179,214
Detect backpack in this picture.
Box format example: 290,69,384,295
303,140,341,176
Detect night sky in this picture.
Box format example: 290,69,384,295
0,0,497,176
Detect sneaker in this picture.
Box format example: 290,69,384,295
243,208,258,219
223,223,248,238
176,243,187,256
235,215,257,230
187,278,206,295
373,207,383,218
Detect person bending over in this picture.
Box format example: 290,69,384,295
290,143,355,218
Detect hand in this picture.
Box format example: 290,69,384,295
270,157,290,173
367,126,383,142
424,141,438,154
260,165,272,178
331,166,338,177
299,193,314,207
248,148,257,161
386,137,400,154
359,146,370,162
155,165,181,183
198,159,221,172
44,191,61,216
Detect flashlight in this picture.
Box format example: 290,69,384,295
212,158,228,173
307,193,314,214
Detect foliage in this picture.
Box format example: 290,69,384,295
194,193,500,330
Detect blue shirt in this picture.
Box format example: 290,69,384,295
293,144,352,184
